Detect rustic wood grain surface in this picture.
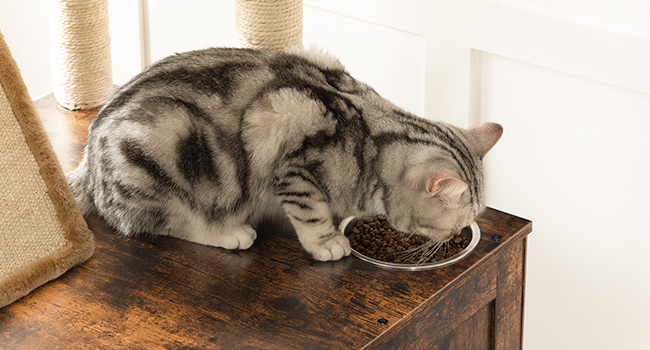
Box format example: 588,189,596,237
0,94,532,349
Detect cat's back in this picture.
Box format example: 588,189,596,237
89,47,358,132
91,48,275,129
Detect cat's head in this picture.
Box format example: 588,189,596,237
381,122,503,242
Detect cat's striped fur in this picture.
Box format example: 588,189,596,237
66,47,502,261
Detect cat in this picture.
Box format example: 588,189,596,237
66,46,502,261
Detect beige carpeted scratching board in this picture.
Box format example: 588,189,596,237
0,30,94,308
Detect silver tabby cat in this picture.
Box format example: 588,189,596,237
66,47,502,261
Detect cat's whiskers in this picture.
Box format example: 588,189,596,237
417,240,443,265
394,237,444,266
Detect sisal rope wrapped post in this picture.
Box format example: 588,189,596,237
48,0,113,111
236,0,303,51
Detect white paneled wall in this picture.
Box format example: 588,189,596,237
479,52,650,349
491,0,650,39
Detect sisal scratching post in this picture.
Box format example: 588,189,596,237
48,0,113,110
236,0,303,51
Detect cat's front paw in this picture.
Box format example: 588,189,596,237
306,233,352,261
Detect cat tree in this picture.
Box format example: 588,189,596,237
236,0,303,50
48,0,303,112
48,0,113,111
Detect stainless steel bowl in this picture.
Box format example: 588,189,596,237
339,217,481,271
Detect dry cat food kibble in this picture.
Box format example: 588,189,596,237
347,216,472,264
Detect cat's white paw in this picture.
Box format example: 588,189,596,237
218,225,257,250
307,233,352,261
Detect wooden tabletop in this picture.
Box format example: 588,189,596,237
0,94,532,349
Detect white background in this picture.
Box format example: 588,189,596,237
2,1,649,349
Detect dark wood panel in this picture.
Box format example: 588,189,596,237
431,301,495,350
364,257,497,349
494,237,527,350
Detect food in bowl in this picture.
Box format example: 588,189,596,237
346,215,472,265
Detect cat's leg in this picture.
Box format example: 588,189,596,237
276,185,351,261
177,224,257,250
286,203,351,261
166,210,257,250
192,224,257,250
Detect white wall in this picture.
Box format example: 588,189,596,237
480,52,650,349
492,0,650,39
2,1,649,349
473,2,650,349
106,0,141,86
0,0,51,99
147,0,237,64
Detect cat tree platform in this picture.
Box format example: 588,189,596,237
0,94,532,349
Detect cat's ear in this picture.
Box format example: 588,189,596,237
468,123,503,159
427,173,468,202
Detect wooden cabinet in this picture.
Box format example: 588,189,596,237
0,95,531,349
366,213,529,350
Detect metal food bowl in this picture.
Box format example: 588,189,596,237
339,217,481,271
